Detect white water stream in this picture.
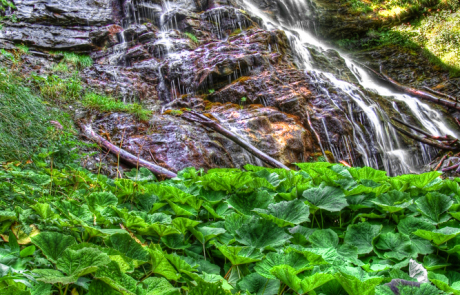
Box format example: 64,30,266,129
110,0,457,175
239,0,458,174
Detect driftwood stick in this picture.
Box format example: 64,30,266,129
182,111,290,170
389,122,458,151
434,155,448,171
442,163,460,172
78,121,177,178
422,86,458,102
361,63,460,111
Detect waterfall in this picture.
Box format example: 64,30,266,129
238,0,458,175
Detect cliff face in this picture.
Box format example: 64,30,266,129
1,0,458,175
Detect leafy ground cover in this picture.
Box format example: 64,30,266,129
1,161,460,294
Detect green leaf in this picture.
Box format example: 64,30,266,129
302,185,348,212
413,227,460,245
224,213,252,236
217,244,264,265
254,251,311,279
57,247,111,277
396,171,441,189
423,254,450,271
270,265,334,294
235,218,291,249
376,282,443,295
372,190,413,213
161,234,191,250
142,277,180,295
344,222,382,255
94,261,138,295
309,229,339,248
398,217,435,255
87,280,121,295
269,265,301,293
334,266,384,295
429,272,460,295
31,232,77,264
0,211,17,222
190,226,226,245
172,217,201,234
227,190,275,215
237,272,280,295
253,200,310,227
105,233,149,262
86,192,118,211
124,167,156,183
349,167,388,182
374,232,416,260
146,244,180,281
415,192,453,224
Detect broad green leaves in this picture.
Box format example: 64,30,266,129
253,200,310,227
416,192,453,224
344,222,382,254
3,162,460,295
31,232,76,264
303,185,348,212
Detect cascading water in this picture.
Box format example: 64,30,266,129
237,0,458,175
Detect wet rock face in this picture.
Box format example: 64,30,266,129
92,103,313,172
13,0,115,26
1,0,424,173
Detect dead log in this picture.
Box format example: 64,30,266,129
78,121,178,179
360,63,460,112
389,122,458,151
182,111,291,170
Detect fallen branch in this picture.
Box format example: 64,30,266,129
391,117,456,142
182,111,290,170
389,122,458,151
361,63,460,112
422,86,458,102
434,155,448,171
78,121,178,179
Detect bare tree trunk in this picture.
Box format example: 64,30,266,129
78,121,178,179
182,111,291,170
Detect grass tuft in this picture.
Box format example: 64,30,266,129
83,93,152,121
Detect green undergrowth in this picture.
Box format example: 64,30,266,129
337,0,460,77
345,0,438,16
2,161,460,294
0,67,85,163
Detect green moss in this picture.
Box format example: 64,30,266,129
83,93,152,121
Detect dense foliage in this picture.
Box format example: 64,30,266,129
2,161,460,294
